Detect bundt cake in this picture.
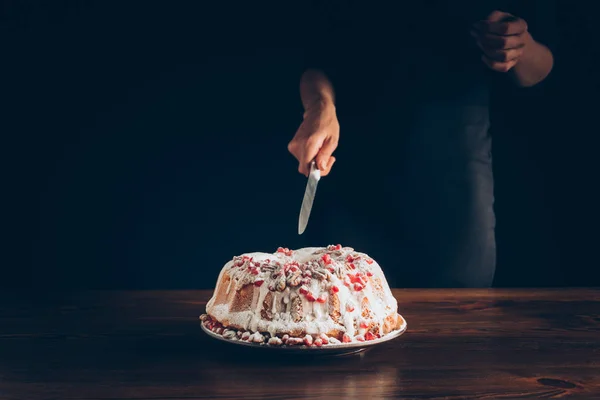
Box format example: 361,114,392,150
200,245,406,346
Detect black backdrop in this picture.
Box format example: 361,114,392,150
1,1,599,289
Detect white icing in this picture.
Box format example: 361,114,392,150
205,246,400,343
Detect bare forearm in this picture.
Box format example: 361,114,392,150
300,69,336,116
512,33,554,87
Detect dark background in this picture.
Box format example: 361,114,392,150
1,1,599,289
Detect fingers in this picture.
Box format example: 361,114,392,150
315,135,339,171
319,156,336,177
483,46,524,63
475,11,527,36
474,32,525,51
288,134,324,177
475,18,527,36
288,109,340,177
481,55,519,73
472,10,529,73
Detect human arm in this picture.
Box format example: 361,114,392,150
287,68,340,177
471,10,554,87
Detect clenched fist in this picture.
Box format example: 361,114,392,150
288,101,339,177
471,10,531,73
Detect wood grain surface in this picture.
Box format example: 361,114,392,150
0,289,598,399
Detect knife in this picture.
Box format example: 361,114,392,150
298,160,321,235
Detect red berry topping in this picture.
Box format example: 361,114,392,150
333,244,342,250
303,335,313,346
314,338,324,347
331,285,340,293
346,304,355,312
254,279,264,287
360,321,369,329
366,258,374,264
366,271,373,277
316,293,328,303
306,292,316,302
354,283,364,291
349,273,366,286
319,333,329,344
299,286,309,295
234,258,245,267
342,334,352,343
355,335,365,342
348,262,356,270
364,331,377,341
277,247,293,256
321,253,332,265
250,268,260,275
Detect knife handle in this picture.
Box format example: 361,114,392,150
310,160,321,180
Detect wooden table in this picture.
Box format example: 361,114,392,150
0,289,598,399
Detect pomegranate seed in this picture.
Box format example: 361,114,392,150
342,334,352,343
366,271,373,277
250,268,260,275
316,293,328,303
328,267,335,273
243,256,251,261
366,258,374,264
360,321,369,329
314,338,323,347
343,277,351,286
348,263,356,270
331,285,340,293
333,244,342,250
354,283,364,291
254,279,265,287
277,247,286,253
306,292,316,302
365,331,377,341
299,286,309,295
290,265,299,272
319,333,329,344
303,335,313,346
346,304,355,312
321,253,332,265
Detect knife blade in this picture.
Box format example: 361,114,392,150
298,160,321,235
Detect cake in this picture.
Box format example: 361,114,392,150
200,245,406,346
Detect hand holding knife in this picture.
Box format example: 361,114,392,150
287,77,340,235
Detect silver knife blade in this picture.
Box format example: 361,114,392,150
298,161,321,235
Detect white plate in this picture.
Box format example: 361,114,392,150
200,315,407,356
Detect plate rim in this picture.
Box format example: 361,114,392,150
200,313,407,351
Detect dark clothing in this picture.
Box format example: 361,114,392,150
298,1,556,288
1,1,556,289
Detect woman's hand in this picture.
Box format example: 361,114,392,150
288,100,339,177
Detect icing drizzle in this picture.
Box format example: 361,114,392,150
205,245,399,342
